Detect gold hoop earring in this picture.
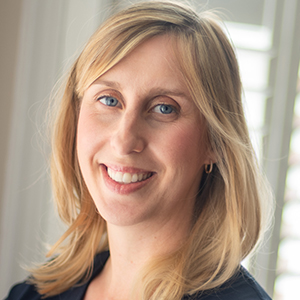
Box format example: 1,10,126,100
205,162,213,174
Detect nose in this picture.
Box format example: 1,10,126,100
110,111,146,155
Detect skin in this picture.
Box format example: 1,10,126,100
77,34,212,300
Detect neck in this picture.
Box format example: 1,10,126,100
86,197,195,300
102,215,191,299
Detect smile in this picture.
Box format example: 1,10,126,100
107,167,153,184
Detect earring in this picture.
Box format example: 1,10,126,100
205,162,213,174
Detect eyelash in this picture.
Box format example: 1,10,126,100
97,95,119,107
97,95,178,115
152,104,177,115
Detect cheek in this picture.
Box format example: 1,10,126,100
77,109,100,168
77,112,90,157
77,108,104,154
160,123,206,166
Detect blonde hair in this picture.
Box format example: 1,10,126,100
29,1,272,299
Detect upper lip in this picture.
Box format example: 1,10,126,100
103,163,154,174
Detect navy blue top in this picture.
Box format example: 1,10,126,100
5,251,272,300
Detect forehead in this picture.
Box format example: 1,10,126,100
120,34,177,66
93,35,188,93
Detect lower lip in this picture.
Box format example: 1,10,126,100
100,165,154,195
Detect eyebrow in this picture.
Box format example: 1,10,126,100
94,79,190,101
94,79,121,89
148,88,188,98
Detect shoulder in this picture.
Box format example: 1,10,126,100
4,282,42,300
185,266,272,300
4,251,110,300
4,280,86,300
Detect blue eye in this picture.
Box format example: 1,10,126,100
99,96,119,107
153,104,175,114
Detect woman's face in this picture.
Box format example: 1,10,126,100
77,35,211,228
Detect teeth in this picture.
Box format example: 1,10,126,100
107,168,152,184
122,173,131,184
115,172,123,182
132,174,138,182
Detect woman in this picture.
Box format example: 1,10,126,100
6,1,272,299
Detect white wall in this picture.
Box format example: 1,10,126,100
0,0,111,297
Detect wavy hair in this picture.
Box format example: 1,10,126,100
29,1,272,299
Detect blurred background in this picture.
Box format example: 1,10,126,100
0,0,299,299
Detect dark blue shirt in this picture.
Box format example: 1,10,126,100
5,252,272,300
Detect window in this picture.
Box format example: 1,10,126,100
213,1,300,298
274,67,300,300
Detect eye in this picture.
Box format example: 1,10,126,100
98,96,119,107
153,104,176,114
